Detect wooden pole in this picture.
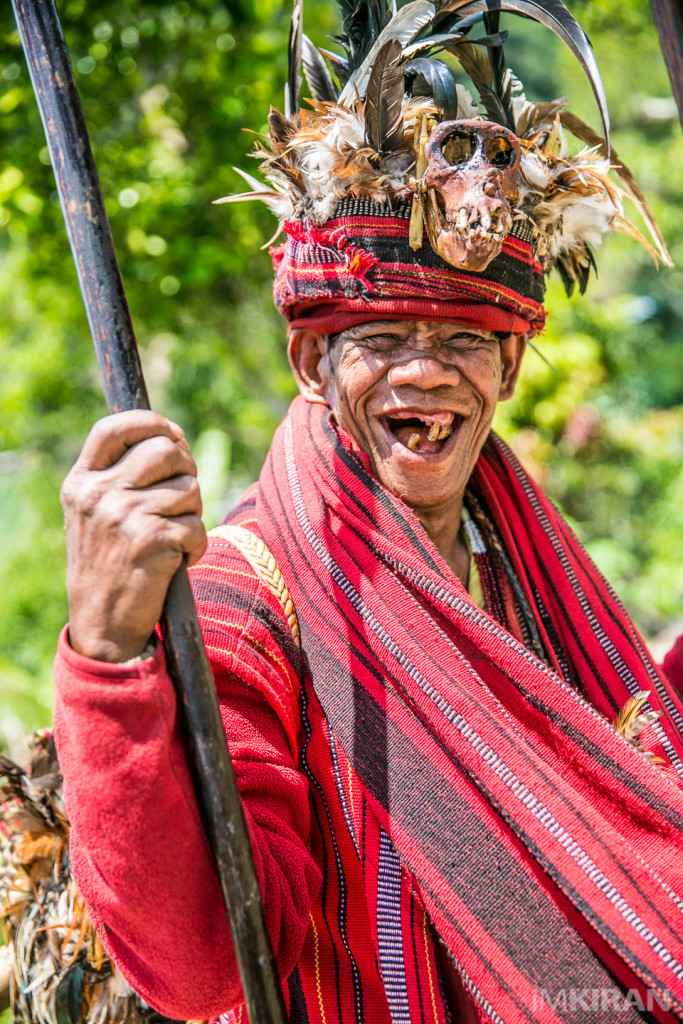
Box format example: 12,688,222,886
650,0,683,127
10,2,287,1022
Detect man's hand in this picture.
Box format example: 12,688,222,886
61,411,207,663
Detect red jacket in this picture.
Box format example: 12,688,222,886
54,489,466,1024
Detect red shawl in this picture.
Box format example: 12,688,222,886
257,395,683,1024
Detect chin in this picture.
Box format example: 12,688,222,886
376,460,469,511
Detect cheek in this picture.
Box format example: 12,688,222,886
335,352,384,415
461,354,502,408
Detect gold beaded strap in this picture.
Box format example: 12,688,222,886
209,525,301,647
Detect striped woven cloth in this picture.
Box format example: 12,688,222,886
253,395,683,1024
271,199,546,334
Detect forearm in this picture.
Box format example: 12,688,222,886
53,629,318,1019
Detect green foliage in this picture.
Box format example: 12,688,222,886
0,0,682,742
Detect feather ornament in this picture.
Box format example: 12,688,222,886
447,40,510,126
364,39,406,153
613,691,666,767
559,110,671,266
286,0,304,116
338,0,436,106
405,57,460,119
215,0,668,291
319,47,350,85
437,0,609,143
303,36,340,102
336,0,389,71
516,148,620,271
0,733,176,1024
482,8,513,129
616,690,651,741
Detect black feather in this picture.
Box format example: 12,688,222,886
431,0,481,32
448,40,511,125
478,82,513,125
336,0,390,71
302,36,340,101
365,39,405,153
471,30,509,46
579,244,596,294
286,0,303,116
406,57,461,119
556,244,596,297
482,7,513,124
439,0,610,143
450,9,487,31
556,256,575,297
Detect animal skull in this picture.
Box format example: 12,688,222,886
421,119,521,272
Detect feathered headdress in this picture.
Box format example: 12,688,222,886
217,0,671,334
0,733,173,1024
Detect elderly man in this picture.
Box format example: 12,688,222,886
51,4,683,1023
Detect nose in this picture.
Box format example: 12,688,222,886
387,353,459,390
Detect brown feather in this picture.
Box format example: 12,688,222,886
514,98,567,140
560,110,672,265
615,690,652,739
267,106,298,150
364,39,405,154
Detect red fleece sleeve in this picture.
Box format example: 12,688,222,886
53,566,320,1021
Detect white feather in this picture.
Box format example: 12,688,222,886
456,85,480,120
232,166,270,192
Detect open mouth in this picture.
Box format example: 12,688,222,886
382,410,462,455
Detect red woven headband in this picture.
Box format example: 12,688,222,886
272,198,546,336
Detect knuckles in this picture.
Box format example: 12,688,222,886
63,417,205,571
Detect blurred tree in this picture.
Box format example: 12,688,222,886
0,0,681,745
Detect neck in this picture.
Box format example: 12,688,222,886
413,494,470,585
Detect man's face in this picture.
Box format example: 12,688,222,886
320,320,525,513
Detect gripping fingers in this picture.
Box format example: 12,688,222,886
157,513,207,568
115,433,198,490
77,411,185,472
144,474,203,519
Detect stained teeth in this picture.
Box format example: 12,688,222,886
408,433,421,451
438,425,452,440
427,422,440,441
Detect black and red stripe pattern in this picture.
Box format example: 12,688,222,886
250,396,683,1024
271,198,546,334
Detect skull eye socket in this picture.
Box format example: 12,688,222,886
441,132,476,166
483,136,515,169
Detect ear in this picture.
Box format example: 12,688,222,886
287,329,332,405
498,332,527,401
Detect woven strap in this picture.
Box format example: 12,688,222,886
209,525,301,647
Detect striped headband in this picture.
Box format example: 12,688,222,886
271,197,545,335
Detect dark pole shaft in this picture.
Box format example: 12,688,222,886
650,0,683,127
11,2,287,1022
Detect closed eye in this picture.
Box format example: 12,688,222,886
358,334,403,352
444,333,495,352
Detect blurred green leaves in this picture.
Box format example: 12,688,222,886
0,0,681,742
